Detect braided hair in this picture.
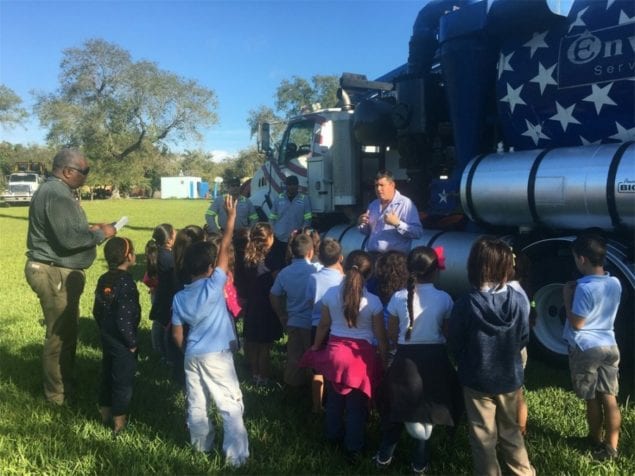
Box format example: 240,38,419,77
405,246,440,341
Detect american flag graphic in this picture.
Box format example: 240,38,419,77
496,0,635,150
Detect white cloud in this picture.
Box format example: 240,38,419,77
210,149,236,162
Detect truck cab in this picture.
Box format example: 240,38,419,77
252,109,361,224
252,105,411,227
2,169,45,205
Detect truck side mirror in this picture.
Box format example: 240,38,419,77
259,123,271,154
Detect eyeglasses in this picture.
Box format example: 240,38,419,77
67,165,90,176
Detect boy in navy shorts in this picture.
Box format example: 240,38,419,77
562,231,622,460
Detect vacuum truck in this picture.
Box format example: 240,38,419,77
251,0,634,371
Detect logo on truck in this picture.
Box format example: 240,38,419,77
559,23,635,87
618,179,635,193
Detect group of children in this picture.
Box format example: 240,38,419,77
91,192,623,472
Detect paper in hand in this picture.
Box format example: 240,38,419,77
113,216,128,232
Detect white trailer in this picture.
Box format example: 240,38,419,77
160,176,202,199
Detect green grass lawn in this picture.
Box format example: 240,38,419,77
0,199,632,475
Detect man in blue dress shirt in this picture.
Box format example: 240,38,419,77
358,170,423,254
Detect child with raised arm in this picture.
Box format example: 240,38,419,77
562,231,622,460
448,237,534,476
93,237,140,436
171,196,249,467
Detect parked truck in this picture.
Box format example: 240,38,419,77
1,162,46,205
252,0,634,369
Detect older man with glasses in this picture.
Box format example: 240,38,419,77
25,148,117,405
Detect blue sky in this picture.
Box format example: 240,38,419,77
0,0,425,160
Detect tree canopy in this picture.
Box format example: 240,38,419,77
274,75,339,118
222,146,265,183
247,74,339,148
33,39,219,189
0,85,28,128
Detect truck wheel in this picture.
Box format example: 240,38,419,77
530,282,568,363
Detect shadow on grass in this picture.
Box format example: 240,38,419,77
0,212,29,221
0,317,191,450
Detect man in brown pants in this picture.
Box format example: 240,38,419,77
25,148,116,405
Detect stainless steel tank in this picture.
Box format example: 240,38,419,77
326,225,484,298
460,143,635,230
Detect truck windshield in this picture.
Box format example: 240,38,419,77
279,120,314,166
10,174,38,182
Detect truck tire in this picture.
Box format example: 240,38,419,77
529,282,568,364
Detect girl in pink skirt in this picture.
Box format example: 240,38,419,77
301,250,388,461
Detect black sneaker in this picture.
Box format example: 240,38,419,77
592,443,618,461
371,453,392,469
412,463,431,474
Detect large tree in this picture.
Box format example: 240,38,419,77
179,149,226,184
274,74,339,118
33,39,218,188
222,146,265,183
0,85,28,128
247,105,285,147
247,74,339,151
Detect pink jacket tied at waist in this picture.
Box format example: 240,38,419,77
224,272,242,319
300,335,383,399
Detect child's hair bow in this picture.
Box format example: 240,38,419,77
433,246,446,270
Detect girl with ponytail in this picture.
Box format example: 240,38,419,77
300,250,387,461
374,246,462,473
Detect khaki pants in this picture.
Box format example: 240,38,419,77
463,386,534,476
284,326,312,387
25,261,85,404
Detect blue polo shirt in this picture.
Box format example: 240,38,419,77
171,268,235,356
270,258,319,329
305,267,344,327
563,273,622,351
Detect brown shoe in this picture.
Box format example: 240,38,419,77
112,415,127,438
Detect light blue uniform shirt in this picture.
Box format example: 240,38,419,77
270,258,319,329
205,195,257,233
562,273,622,351
171,268,236,356
269,192,312,242
305,267,344,327
359,190,423,254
